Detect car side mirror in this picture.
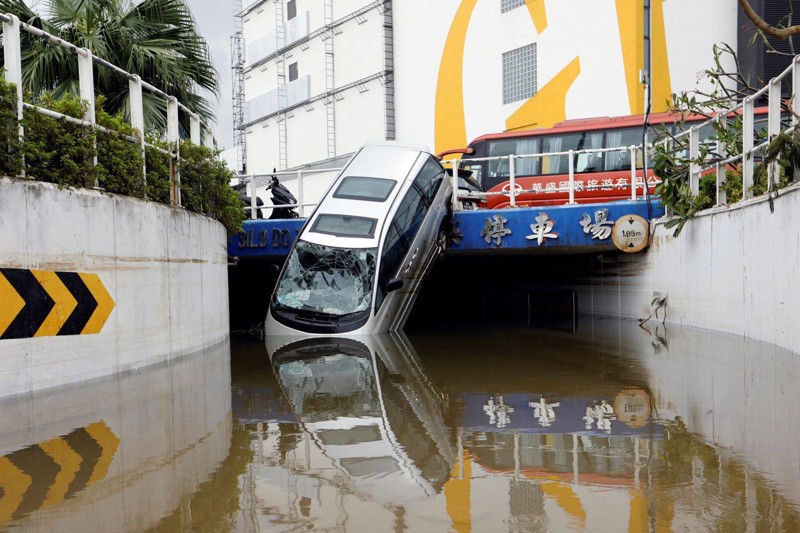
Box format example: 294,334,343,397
386,277,403,293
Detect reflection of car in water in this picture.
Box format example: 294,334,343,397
268,333,455,502
265,141,453,336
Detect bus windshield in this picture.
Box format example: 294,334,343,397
275,240,377,316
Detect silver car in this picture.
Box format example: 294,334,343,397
265,141,452,336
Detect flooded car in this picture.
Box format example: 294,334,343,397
266,141,452,335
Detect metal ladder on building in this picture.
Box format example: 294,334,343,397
276,0,288,170
324,0,336,159
231,0,247,174
381,0,395,141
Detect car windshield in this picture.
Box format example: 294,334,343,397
275,240,377,316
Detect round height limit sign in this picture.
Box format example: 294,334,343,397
612,215,649,253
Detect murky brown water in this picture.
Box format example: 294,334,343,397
2,318,799,532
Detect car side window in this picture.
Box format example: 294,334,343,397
374,185,428,312
413,157,445,202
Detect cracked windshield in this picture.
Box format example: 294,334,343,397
275,241,376,315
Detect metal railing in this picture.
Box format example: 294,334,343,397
1,13,215,206
240,168,342,218
444,144,647,212
661,55,800,206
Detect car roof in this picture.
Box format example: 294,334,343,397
301,142,430,249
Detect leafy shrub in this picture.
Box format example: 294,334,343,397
0,77,243,234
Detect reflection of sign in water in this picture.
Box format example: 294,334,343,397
0,421,119,523
611,214,649,253
583,400,617,432
614,387,652,428
528,397,560,427
483,395,515,429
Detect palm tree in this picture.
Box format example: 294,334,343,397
0,0,219,131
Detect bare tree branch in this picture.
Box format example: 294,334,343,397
738,0,800,40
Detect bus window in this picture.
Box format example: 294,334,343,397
541,132,603,175
605,128,641,171
487,138,540,187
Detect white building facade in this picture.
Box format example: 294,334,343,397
236,0,751,176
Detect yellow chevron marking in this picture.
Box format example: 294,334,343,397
84,421,119,486
31,270,78,337
0,273,25,337
0,456,32,524
541,481,587,526
434,0,478,155
38,438,82,508
505,56,581,131
78,273,115,335
526,0,548,33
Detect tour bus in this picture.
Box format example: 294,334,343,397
455,110,769,209
265,141,452,336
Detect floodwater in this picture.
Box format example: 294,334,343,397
2,318,800,532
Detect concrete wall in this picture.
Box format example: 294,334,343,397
0,177,230,398
577,182,800,354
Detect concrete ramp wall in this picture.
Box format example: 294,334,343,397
0,177,230,398
578,183,800,354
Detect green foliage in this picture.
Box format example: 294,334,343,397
652,46,800,236
0,77,243,235
0,0,219,131
22,92,97,188
0,78,21,176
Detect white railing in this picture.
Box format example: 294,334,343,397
240,168,342,218
1,13,215,207
444,144,647,212
661,55,800,205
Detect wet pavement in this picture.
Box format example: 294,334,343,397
1,318,799,532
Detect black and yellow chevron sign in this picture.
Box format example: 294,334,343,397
0,268,115,339
0,421,119,523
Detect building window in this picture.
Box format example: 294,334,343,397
501,0,526,13
502,43,537,104
287,0,297,20
288,62,298,82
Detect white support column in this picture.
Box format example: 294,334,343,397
296,170,304,217
792,55,800,126
689,126,700,197
128,75,147,192
508,155,516,208
167,97,181,206
77,48,97,181
743,97,755,198
3,15,24,177
568,149,575,204
768,78,782,190
202,127,215,149
630,146,637,200
189,114,201,145
450,159,459,212
716,113,726,205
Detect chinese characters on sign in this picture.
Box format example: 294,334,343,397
526,212,558,246
483,395,515,429
580,208,615,240
529,397,560,427
583,400,617,432
480,215,512,245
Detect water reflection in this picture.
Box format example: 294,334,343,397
243,322,800,532
3,319,799,531
0,340,233,532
